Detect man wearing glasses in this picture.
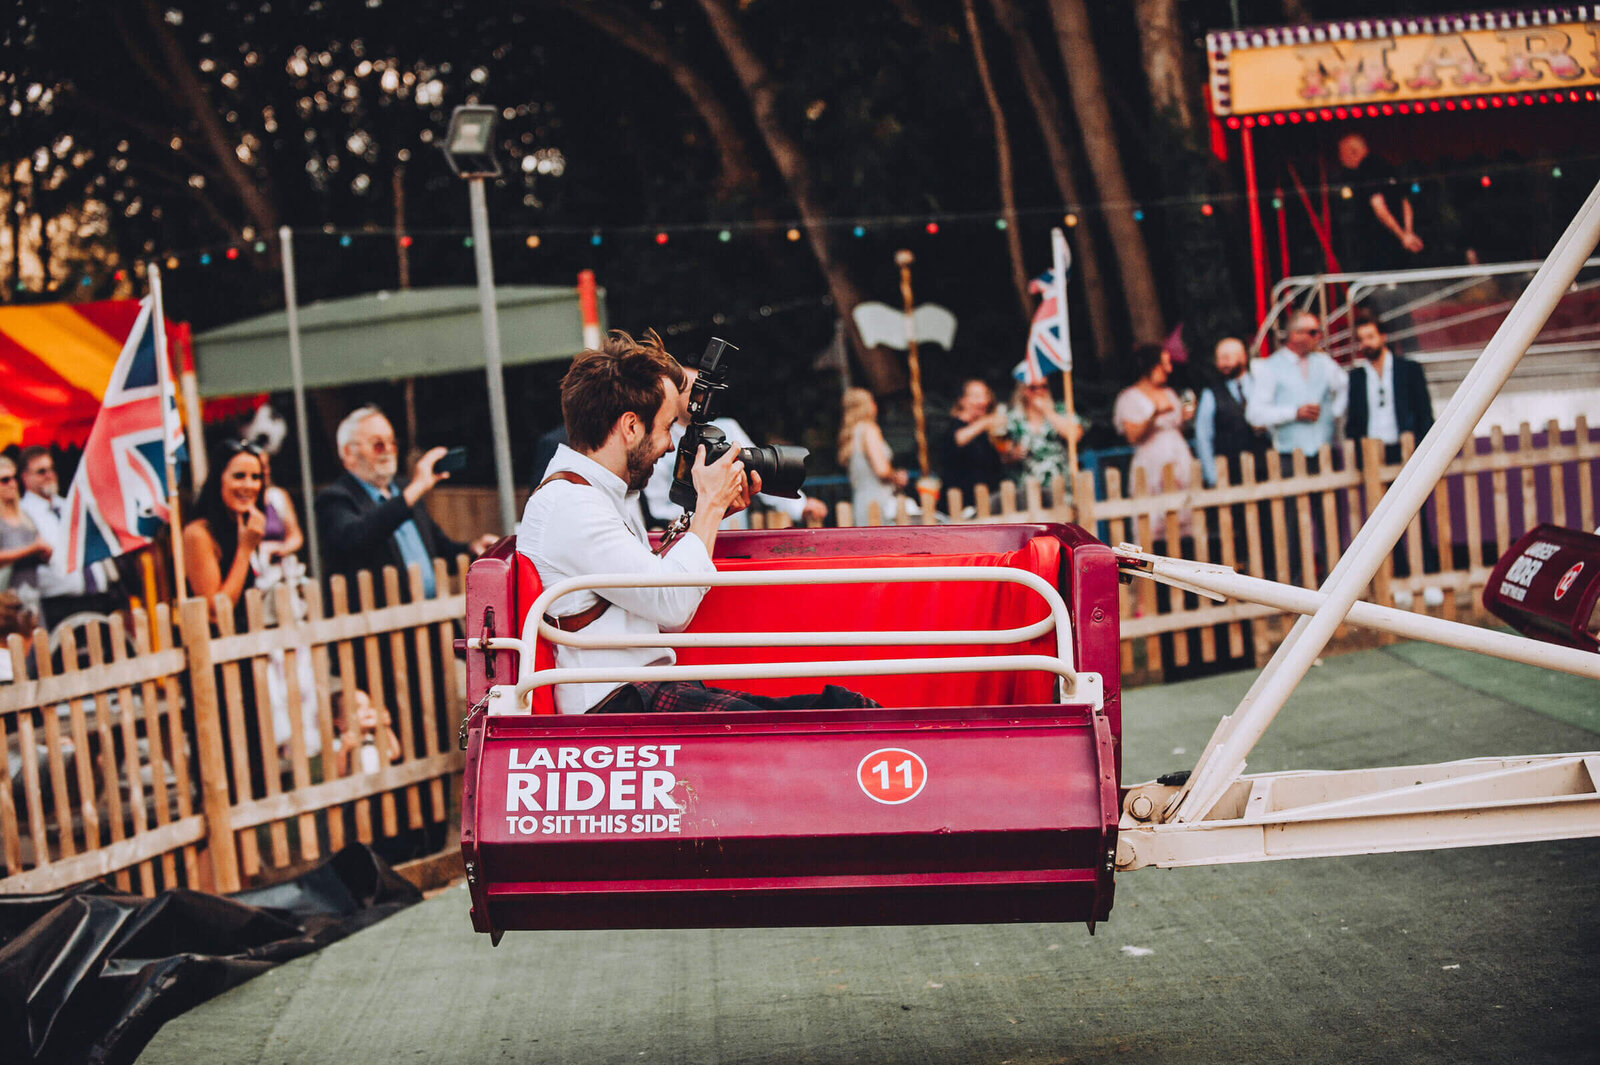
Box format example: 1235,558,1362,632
1246,312,1348,465
1345,312,1434,465
315,406,497,606
1245,312,1348,583
16,447,121,627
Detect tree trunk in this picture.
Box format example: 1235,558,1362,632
695,0,904,394
1047,0,1166,345
988,0,1114,367
961,0,1030,323
547,0,759,197
1132,0,1199,138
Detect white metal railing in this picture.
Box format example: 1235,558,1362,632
1254,254,1600,355
472,565,1100,714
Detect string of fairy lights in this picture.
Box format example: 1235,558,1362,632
62,151,1596,286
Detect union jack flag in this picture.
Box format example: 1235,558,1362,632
62,297,185,573
1013,229,1073,383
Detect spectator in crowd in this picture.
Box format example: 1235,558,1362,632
331,687,402,776
1333,132,1424,273
315,405,496,604
1003,378,1084,498
0,590,39,683
1249,313,1348,582
1346,312,1435,463
1194,337,1269,489
182,439,267,626
1113,343,1196,537
518,328,875,715
0,455,51,617
645,348,827,529
838,387,909,522
256,448,305,573
937,379,1006,516
17,446,119,627
1246,312,1348,469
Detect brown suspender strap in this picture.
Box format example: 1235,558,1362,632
532,471,612,632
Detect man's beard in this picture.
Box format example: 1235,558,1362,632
1222,363,1247,380
624,434,659,492
1359,346,1384,361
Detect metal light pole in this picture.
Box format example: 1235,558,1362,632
443,105,517,534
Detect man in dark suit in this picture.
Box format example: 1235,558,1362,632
1345,313,1435,464
315,405,497,605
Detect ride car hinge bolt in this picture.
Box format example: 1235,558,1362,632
1128,793,1155,820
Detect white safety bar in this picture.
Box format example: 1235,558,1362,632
1114,546,1600,682
473,565,1098,713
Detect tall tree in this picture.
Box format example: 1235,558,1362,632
988,0,1113,366
1047,0,1166,345
1131,0,1199,137
960,0,1029,322
694,0,903,394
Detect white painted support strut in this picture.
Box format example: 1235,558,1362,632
1115,548,1600,681
1174,177,1600,826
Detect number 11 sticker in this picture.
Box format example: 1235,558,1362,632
857,748,928,804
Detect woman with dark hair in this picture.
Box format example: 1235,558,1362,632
1113,343,1195,536
937,379,1006,515
182,440,266,623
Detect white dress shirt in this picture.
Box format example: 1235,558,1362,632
644,419,810,530
516,444,716,714
1246,346,1349,456
19,491,87,597
1359,352,1400,445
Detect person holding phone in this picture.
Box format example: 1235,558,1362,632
314,405,498,605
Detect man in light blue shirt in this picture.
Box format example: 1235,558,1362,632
1246,311,1349,466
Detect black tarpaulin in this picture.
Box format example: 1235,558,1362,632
0,844,422,1065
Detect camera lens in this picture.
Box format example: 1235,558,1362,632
740,445,808,498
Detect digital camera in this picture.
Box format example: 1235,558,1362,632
668,338,808,512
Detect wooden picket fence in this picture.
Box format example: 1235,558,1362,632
1,558,468,895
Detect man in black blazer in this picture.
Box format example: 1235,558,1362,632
315,405,497,605
1346,313,1434,464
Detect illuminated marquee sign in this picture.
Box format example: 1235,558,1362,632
1208,8,1600,118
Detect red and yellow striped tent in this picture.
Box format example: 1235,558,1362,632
0,300,252,451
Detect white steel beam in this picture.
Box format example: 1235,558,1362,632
1117,754,1600,869
1114,547,1600,681
1172,178,1600,827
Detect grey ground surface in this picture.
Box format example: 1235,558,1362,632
140,643,1600,1065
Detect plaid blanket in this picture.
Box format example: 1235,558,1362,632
591,680,879,714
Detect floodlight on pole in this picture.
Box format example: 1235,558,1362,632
441,104,517,534
443,105,502,179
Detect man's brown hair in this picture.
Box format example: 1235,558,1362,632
561,329,686,452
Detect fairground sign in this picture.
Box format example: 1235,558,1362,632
1208,8,1600,118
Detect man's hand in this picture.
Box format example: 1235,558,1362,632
1400,231,1424,253
1296,403,1322,423
801,497,829,524
31,539,52,562
403,446,449,507
690,445,748,517
471,533,499,555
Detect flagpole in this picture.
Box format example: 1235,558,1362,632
148,264,187,603
895,248,932,479
1051,228,1079,478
